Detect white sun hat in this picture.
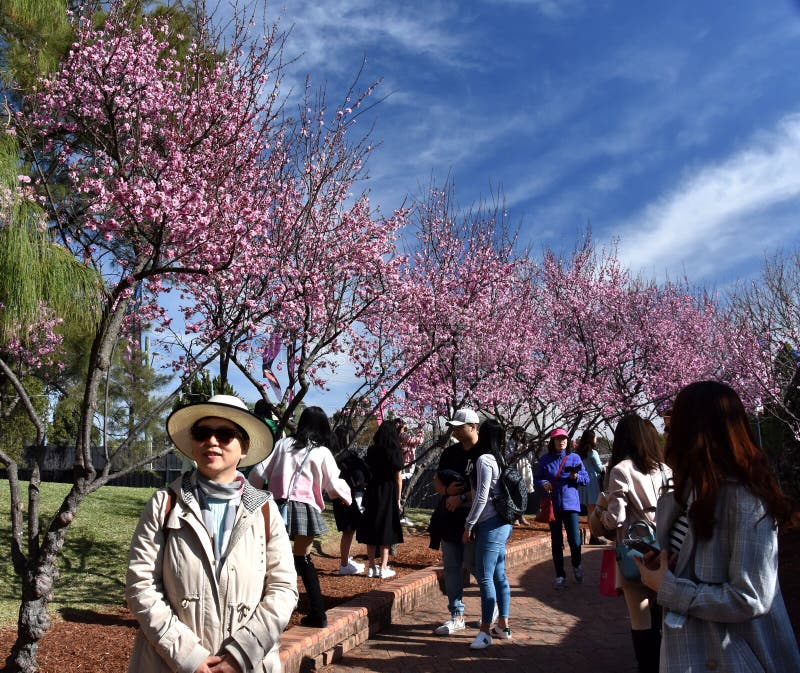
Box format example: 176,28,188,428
166,394,274,468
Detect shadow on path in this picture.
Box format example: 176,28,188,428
321,546,638,673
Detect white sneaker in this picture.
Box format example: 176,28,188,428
400,516,413,525
553,576,567,590
469,632,492,650
380,567,396,579
434,616,465,635
490,625,512,640
367,566,378,578
339,558,365,576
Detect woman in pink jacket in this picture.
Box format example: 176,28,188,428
249,406,351,628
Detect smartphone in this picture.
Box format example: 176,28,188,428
625,539,659,555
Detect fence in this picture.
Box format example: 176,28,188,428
1,444,185,488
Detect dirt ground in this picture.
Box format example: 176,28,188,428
1,520,798,672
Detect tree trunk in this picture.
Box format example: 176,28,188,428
6,588,54,673
6,480,85,672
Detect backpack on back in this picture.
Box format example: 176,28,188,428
492,453,528,524
336,449,371,490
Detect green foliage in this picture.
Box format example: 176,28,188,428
172,370,239,411
49,381,100,447
0,220,103,348
103,343,171,466
0,480,156,625
0,0,73,94
0,377,46,460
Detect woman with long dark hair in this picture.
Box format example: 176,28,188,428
597,414,671,673
636,381,800,672
249,406,351,628
461,419,514,650
357,421,405,578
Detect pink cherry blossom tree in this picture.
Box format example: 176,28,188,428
167,74,408,433
0,4,305,668
500,236,766,454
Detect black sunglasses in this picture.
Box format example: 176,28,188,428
190,424,247,445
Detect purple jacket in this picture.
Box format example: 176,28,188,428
534,451,588,512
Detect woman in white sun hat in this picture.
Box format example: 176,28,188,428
126,395,298,673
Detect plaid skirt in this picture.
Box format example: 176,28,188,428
279,499,327,538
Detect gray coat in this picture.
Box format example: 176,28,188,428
655,481,800,672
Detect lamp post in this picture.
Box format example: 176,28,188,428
755,401,764,449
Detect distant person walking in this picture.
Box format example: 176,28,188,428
576,429,605,544
331,424,370,576
357,421,405,579
249,406,351,628
429,408,479,636
534,428,588,589
595,414,671,673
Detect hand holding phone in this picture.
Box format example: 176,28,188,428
625,539,659,555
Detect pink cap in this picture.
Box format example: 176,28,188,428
549,428,568,439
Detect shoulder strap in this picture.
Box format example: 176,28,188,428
287,446,313,499
163,489,176,524
161,489,177,539
554,454,569,479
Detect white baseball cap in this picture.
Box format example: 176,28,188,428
446,408,480,426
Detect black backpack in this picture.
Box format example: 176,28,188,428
492,452,528,524
336,450,371,491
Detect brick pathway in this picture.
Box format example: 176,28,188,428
320,546,638,673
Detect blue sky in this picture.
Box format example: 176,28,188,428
205,0,800,410
264,0,800,285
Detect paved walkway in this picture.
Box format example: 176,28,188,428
320,546,638,673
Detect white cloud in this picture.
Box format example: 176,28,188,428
616,113,800,280
481,0,589,19
276,0,468,73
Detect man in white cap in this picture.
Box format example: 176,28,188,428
429,408,480,636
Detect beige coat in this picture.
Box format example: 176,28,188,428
126,474,298,673
596,459,671,589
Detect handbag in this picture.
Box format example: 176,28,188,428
535,494,555,523
535,454,569,523
615,519,659,581
599,548,620,597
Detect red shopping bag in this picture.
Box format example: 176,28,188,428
599,548,620,597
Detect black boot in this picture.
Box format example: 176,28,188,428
631,628,660,673
294,554,327,628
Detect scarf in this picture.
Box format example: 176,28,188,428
192,471,245,566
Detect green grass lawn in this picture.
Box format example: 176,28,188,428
0,480,433,626
0,480,155,626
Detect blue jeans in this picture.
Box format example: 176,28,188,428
549,510,581,577
441,540,473,617
474,514,513,624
